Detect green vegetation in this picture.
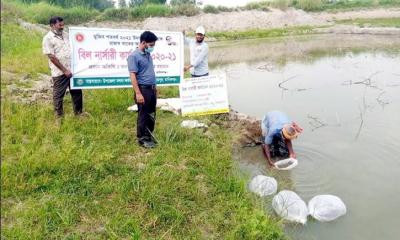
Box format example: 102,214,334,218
0,89,285,239
3,1,99,25
1,4,286,240
243,0,400,12
1,24,48,75
208,26,317,41
337,17,400,27
203,4,220,14
100,3,199,21
3,0,200,23
16,0,114,10
4,0,400,25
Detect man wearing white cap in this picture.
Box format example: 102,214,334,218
261,111,303,167
183,26,209,77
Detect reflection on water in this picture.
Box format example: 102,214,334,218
220,49,400,240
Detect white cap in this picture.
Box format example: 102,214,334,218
195,26,205,35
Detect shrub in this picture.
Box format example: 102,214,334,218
203,5,219,14
242,1,270,11
270,0,294,10
20,2,98,24
171,3,200,16
296,0,323,11
138,4,172,17
100,8,130,21
217,6,236,12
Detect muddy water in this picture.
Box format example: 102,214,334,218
212,35,400,240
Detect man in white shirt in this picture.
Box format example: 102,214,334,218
184,26,209,77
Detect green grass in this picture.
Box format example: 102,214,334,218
1,88,286,239
208,26,317,41
3,1,99,25
337,17,400,27
1,23,49,75
320,0,400,11
99,3,199,21
243,0,400,12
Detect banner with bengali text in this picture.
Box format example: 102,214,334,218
179,74,230,117
69,27,184,89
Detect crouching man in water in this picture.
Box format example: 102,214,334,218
261,111,303,167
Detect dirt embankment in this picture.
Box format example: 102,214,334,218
87,8,400,32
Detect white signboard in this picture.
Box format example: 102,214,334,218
69,27,184,89
179,74,230,116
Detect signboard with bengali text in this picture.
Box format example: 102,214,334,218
179,74,230,117
69,27,184,89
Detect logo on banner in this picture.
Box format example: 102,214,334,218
75,33,85,42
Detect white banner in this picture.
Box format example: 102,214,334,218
179,74,230,116
69,27,184,89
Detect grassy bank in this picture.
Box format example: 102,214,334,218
337,17,400,27
2,0,200,24
242,0,400,12
0,90,285,239
1,7,286,240
208,26,318,41
4,0,400,25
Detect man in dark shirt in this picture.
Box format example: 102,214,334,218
127,31,158,148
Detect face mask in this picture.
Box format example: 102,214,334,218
145,47,154,53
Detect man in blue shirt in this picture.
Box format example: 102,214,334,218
261,111,303,167
127,31,158,148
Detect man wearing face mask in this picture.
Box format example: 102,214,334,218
43,16,84,118
183,26,209,77
127,31,158,148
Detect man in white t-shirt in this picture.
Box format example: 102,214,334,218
183,26,209,77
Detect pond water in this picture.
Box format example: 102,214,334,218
211,35,400,240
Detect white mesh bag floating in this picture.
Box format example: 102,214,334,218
272,190,308,224
248,175,278,197
308,195,347,222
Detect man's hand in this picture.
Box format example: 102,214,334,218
64,70,72,78
290,153,296,159
184,65,191,72
292,122,303,133
136,93,145,104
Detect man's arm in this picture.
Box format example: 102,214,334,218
262,144,274,167
129,72,144,104
285,139,296,159
47,54,72,77
182,30,192,46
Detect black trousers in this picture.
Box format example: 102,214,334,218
191,72,209,78
52,74,83,116
269,135,289,158
135,85,157,142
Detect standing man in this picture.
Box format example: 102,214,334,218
183,26,209,77
261,111,303,167
42,16,83,117
127,31,158,148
